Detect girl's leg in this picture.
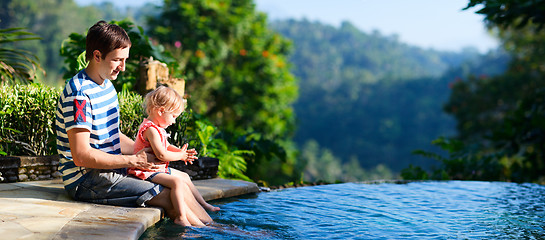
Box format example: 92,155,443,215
182,197,206,225
151,173,203,226
171,169,220,212
178,180,213,224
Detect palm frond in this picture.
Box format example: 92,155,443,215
0,27,44,84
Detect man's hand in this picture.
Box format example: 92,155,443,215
132,147,160,171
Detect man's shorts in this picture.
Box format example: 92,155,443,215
68,169,164,207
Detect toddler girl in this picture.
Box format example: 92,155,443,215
128,85,219,226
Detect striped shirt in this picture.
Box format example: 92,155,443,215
55,69,121,190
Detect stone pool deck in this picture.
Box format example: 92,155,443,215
0,178,260,240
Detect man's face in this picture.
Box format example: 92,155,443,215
97,47,130,81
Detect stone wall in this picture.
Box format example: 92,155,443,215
0,155,61,183
169,157,219,180
0,155,218,183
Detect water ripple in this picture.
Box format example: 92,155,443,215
140,181,545,240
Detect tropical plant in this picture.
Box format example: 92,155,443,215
0,27,43,84
194,120,253,181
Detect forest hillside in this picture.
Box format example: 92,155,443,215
270,19,509,181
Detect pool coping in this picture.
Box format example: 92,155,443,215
0,178,260,240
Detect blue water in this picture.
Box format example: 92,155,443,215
140,181,545,239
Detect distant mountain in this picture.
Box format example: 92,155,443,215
269,19,508,173
271,20,481,85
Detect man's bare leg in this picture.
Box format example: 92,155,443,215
146,188,177,219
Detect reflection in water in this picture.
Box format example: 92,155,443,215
140,181,545,240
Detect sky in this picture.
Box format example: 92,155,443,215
76,0,499,53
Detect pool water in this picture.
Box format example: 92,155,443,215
140,181,545,239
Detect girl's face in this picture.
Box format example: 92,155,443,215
157,107,182,128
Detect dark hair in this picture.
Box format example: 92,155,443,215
85,20,131,61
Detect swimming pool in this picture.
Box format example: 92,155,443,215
140,181,545,239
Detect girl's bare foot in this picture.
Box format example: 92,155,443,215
204,203,220,212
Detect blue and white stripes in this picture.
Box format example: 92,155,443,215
55,70,121,190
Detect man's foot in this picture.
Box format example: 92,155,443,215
174,218,191,227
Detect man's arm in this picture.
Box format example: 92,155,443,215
68,128,156,170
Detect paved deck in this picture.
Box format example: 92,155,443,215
0,178,260,240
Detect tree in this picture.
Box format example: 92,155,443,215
465,0,545,30
147,0,300,185
404,1,545,183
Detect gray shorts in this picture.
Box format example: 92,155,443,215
68,169,164,207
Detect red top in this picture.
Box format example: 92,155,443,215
127,118,169,180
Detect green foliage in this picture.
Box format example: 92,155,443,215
195,120,253,181
418,21,545,183
59,32,86,78
300,140,343,183
0,83,59,156
271,20,465,85
406,137,503,181
0,27,43,84
465,0,545,30
407,39,545,183
117,90,145,139
400,165,429,180
156,106,254,181
149,0,298,138
195,121,216,157
60,19,175,91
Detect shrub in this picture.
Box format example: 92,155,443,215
0,86,147,156
117,90,145,139
0,84,253,181
0,83,59,155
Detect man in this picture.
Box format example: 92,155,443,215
55,20,180,214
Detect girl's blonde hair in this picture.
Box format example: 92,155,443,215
143,85,185,116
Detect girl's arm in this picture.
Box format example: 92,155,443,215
167,144,198,164
145,127,197,162
119,132,135,155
